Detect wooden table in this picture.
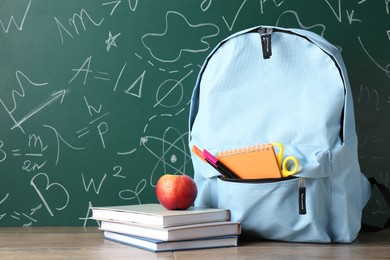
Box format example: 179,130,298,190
0,227,389,259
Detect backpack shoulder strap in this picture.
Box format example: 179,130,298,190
361,177,390,232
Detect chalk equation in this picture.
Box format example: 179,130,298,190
0,0,389,227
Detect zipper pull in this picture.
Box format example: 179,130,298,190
258,27,273,59
298,177,307,215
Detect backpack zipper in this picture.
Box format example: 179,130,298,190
298,177,307,215
258,27,273,59
254,26,346,142
218,175,296,183
219,175,307,215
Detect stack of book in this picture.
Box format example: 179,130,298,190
91,203,241,252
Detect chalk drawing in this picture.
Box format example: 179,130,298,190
68,56,93,85
81,173,107,194
54,9,104,44
201,0,212,11
105,31,121,52
124,70,145,98
0,71,49,134
276,10,326,36
346,10,361,24
11,90,67,132
259,0,284,14
30,173,70,216
358,36,390,78
79,201,100,227
141,127,192,186
0,0,31,33
0,140,6,163
43,125,85,166
141,11,219,62
324,0,342,22
119,179,146,204
222,0,247,31
154,70,193,108
102,1,122,16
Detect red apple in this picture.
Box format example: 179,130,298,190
156,174,198,210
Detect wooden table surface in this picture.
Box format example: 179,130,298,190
0,227,389,259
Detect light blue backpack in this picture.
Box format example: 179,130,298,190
188,25,373,243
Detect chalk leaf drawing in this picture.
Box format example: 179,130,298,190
141,11,219,63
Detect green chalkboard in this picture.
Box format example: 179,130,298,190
0,0,389,227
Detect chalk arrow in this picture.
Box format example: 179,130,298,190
11,90,67,130
140,136,149,145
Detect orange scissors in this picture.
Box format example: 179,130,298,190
272,142,299,177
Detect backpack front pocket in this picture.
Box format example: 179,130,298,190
216,176,331,243
192,142,333,242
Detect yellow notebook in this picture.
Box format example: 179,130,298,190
216,144,282,179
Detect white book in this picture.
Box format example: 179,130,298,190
99,220,241,241
103,231,238,252
91,203,230,227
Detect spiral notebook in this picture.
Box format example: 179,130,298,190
216,144,282,179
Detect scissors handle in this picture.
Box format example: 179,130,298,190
281,156,299,177
271,142,284,168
